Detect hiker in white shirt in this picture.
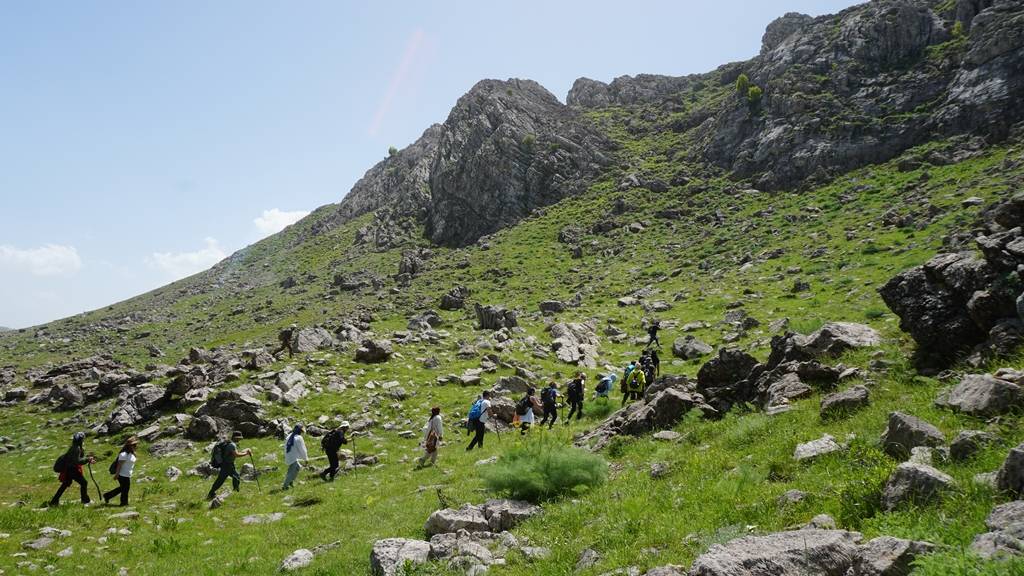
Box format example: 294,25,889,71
417,407,443,467
104,436,138,506
282,424,308,490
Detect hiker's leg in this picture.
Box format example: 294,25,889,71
576,400,584,419
73,471,90,503
51,480,72,505
229,468,241,491
550,408,558,428
118,476,130,506
283,462,298,489
103,483,121,503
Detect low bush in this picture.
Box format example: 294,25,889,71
480,440,607,502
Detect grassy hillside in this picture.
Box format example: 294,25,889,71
1,97,1024,575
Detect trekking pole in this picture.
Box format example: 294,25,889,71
86,461,103,503
248,453,262,494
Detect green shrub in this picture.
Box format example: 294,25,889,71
735,74,750,96
747,85,763,106
480,441,607,502
388,146,398,157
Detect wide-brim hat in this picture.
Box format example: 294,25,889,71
231,431,244,440
339,421,351,429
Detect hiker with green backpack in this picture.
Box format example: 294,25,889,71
103,436,138,506
50,431,95,507
466,391,493,451
206,431,251,500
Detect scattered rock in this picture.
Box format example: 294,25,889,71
950,430,995,462
280,549,315,571
853,536,935,576
370,538,431,576
820,386,869,419
881,462,956,511
996,441,1024,496
689,529,862,575
794,434,843,462
937,373,1024,417
880,412,944,460
355,339,393,364
474,304,517,330
672,336,713,360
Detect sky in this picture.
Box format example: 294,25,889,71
0,0,861,329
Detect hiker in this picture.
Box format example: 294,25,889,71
566,372,586,421
319,421,350,481
50,432,95,507
594,373,616,401
650,349,661,379
625,362,647,403
273,324,297,358
646,320,662,349
466,391,493,451
620,361,637,407
206,431,251,500
640,353,655,390
282,424,307,490
103,436,138,506
417,407,443,467
538,382,560,429
515,387,543,435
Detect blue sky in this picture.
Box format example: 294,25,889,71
0,0,860,329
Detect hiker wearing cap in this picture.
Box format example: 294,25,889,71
538,382,559,429
466,391,493,451
274,324,297,358
319,422,350,481
566,372,586,421
207,431,251,500
282,424,307,490
103,436,138,506
646,320,662,349
515,388,543,435
417,407,443,467
50,431,95,507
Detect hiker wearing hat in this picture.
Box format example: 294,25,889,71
50,431,95,507
274,324,298,358
566,372,586,422
416,407,443,467
282,424,307,490
103,436,138,506
319,421,351,481
206,431,251,500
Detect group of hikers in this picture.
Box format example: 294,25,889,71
48,321,666,507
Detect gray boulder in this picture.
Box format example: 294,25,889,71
688,529,863,575
355,339,393,364
550,321,600,368
101,385,168,434
186,415,219,441
481,499,542,532
440,286,470,311
241,349,274,371
820,386,870,419
880,412,944,460
673,336,713,360
794,434,843,462
370,538,431,576
949,430,995,461
996,441,1024,496
852,536,935,576
881,462,956,511
937,373,1024,417
291,328,335,353
539,300,567,315
474,304,517,330
971,501,1024,559
424,505,490,537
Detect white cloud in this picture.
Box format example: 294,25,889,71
0,243,82,276
254,208,309,236
147,237,226,280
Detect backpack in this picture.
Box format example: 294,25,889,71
108,454,120,475
210,441,230,469
52,453,66,474
467,399,485,420
321,430,342,453
515,396,531,416
540,387,554,404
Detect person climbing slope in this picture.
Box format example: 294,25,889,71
646,320,662,349
320,421,350,481
566,372,586,421
620,361,637,407
50,431,95,507
103,436,138,506
466,391,493,451
282,424,307,490
538,382,560,429
274,324,298,358
207,431,251,501
417,407,443,467
516,387,543,435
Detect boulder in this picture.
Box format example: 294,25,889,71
820,386,870,419
440,286,471,311
996,442,1024,496
241,349,274,371
620,388,704,435
474,304,517,330
762,372,812,408
937,374,1024,417
696,347,759,407
148,438,192,458
949,430,995,461
408,310,444,331
852,536,935,576
370,538,431,576
881,462,956,511
424,506,490,537
688,529,863,576
794,434,843,462
279,549,314,571
971,501,1024,559
550,321,600,368
880,412,944,460
194,389,271,436
186,415,219,440
673,336,713,360
481,499,542,532
539,300,567,315
355,339,393,364
102,385,168,434
291,328,335,353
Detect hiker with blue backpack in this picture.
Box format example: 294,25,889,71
466,391,493,451
206,431,251,500
538,382,560,429
594,373,616,401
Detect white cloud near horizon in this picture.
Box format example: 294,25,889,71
0,243,83,276
146,237,226,280
253,208,310,235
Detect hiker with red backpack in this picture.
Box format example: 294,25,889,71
50,431,95,507
466,391,493,451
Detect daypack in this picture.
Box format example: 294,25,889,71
596,376,613,394
210,440,230,469
321,430,343,453
108,454,120,475
52,453,66,474
515,396,531,416
467,399,485,420
540,387,555,404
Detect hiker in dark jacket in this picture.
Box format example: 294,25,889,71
538,382,559,429
104,436,138,506
646,320,661,349
566,372,586,421
50,432,95,506
650,349,661,379
319,421,350,481
207,431,251,500
273,324,297,358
